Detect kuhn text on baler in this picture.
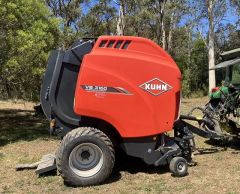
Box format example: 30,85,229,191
41,36,195,186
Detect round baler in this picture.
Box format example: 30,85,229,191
40,36,195,186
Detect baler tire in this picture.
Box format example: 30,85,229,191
56,127,115,186
169,157,188,177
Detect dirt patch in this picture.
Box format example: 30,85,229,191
0,100,36,111
0,98,240,194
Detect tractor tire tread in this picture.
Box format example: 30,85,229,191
56,127,115,186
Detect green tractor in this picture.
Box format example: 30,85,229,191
189,48,240,139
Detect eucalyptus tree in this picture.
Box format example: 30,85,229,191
46,0,87,47
0,0,59,99
78,0,117,37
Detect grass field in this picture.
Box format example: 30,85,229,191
0,98,240,194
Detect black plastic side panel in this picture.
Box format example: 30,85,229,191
40,50,61,119
55,63,80,122
40,40,94,133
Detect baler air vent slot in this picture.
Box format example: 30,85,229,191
114,40,123,48
122,40,131,49
99,40,107,47
99,39,131,49
107,40,115,48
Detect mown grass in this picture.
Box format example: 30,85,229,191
0,99,240,194
0,108,49,146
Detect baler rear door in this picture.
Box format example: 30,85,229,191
40,40,94,134
40,50,63,120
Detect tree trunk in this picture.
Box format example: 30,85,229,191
117,1,125,36
156,16,161,44
162,19,166,50
167,11,175,53
156,0,167,45
207,0,216,92
5,80,12,99
186,26,192,66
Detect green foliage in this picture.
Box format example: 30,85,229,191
0,0,60,100
182,38,208,96
190,38,208,89
0,0,240,100
46,0,87,47
78,0,117,37
182,68,192,97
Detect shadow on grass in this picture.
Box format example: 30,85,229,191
0,108,49,146
61,151,170,187
115,154,169,175
193,138,240,156
194,147,221,155
204,138,240,150
105,150,169,185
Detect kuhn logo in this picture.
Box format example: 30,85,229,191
139,78,172,96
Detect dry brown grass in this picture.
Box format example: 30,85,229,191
0,99,240,194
